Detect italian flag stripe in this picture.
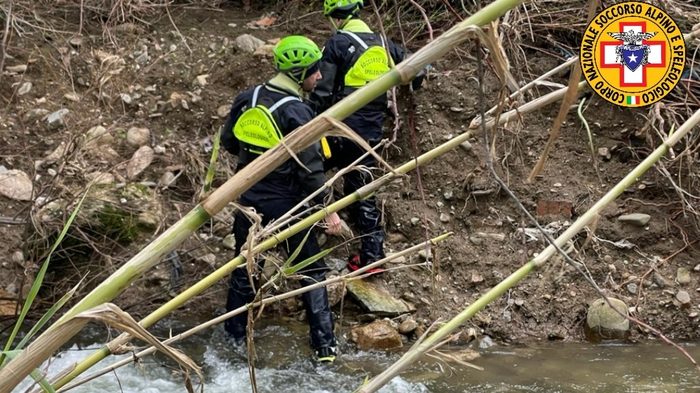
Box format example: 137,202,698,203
626,95,638,105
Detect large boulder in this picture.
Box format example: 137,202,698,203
346,279,415,316
585,297,630,341
350,319,403,350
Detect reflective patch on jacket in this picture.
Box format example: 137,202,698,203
340,30,391,88
233,85,300,155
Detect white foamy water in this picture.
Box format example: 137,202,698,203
12,324,429,393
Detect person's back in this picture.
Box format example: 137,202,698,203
310,12,404,140
222,73,327,206
220,35,342,364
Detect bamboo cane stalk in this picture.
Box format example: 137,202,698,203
59,234,451,392
470,81,587,130
356,108,700,393
0,1,527,390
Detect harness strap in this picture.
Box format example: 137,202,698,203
339,30,368,50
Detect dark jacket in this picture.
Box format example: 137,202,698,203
221,73,329,206
309,18,405,140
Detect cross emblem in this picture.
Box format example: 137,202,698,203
600,22,665,87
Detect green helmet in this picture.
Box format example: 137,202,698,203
323,0,363,18
273,35,322,77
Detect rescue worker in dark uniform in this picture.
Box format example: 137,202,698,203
309,0,407,273
221,35,342,363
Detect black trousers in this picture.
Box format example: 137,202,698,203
224,196,336,350
324,136,386,265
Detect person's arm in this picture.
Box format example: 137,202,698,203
284,103,332,206
220,92,249,156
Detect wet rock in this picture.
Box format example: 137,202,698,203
398,317,418,335
676,290,691,307
478,335,495,349
85,171,115,185
446,348,481,363
0,170,33,201
676,267,691,285
217,105,230,118
127,127,151,147
126,146,154,179
222,234,236,250
439,213,450,223
586,297,630,341
235,34,265,53
346,279,414,316
617,213,651,227
46,108,69,129
17,82,32,96
350,320,403,350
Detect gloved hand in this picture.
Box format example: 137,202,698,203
411,64,432,91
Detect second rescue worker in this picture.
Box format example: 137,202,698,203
310,0,421,274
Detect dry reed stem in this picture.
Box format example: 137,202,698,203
526,0,598,182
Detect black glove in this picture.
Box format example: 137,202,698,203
411,64,432,91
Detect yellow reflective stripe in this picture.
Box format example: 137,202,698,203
344,46,391,87
320,137,332,159
233,106,282,150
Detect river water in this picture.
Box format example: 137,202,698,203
11,318,700,393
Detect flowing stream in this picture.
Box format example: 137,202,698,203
10,317,700,393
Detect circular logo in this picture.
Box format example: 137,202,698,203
580,1,685,107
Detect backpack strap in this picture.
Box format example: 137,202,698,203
250,85,263,107
339,30,369,50
268,96,302,113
